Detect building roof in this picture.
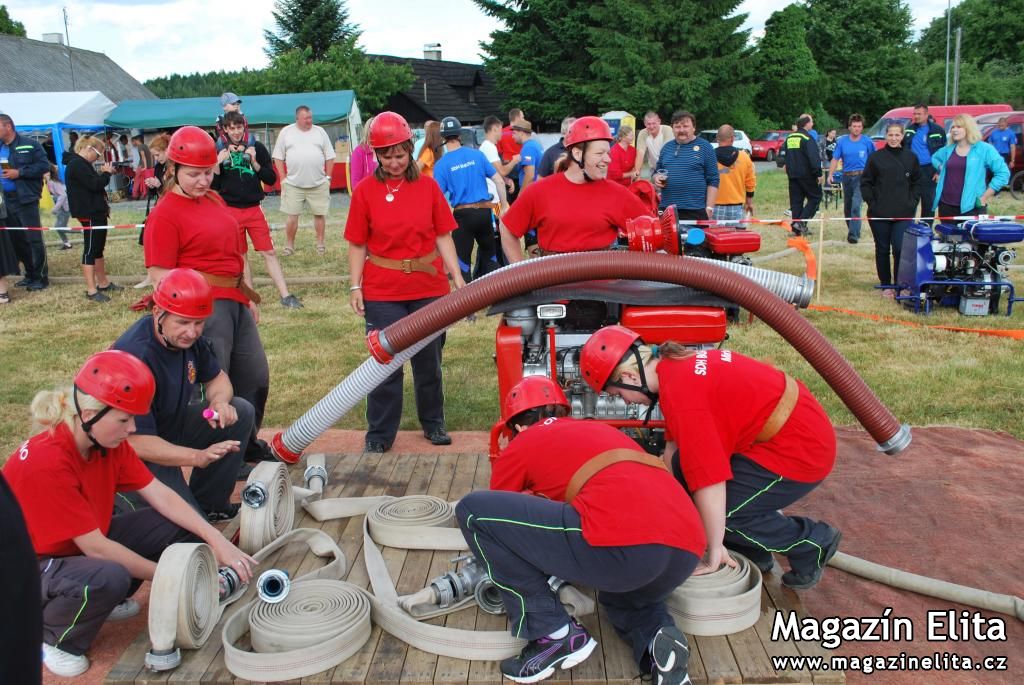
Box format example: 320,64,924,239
0,34,156,103
369,55,506,125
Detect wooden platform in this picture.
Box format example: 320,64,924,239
105,452,846,685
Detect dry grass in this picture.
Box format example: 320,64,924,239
2,170,1022,459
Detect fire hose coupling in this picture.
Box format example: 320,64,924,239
303,463,329,490
256,569,291,604
218,565,245,602
270,431,302,465
366,329,395,363
241,481,269,509
429,554,505,615
876,423,913,456
144,647,182,672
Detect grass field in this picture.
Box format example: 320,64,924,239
1,168,1022,457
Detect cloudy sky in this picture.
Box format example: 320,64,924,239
10,0,955,83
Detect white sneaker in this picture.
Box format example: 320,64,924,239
42,642,90,677
106,598,140,621
133,277,152,289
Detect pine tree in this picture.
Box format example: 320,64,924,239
0,5,26,37
264,0,358,61
753,4,824,126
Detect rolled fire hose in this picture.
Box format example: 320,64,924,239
665,555,763,636
240,455,330,553
828,553,1024,622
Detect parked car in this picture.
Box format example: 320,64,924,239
698,129,752,155
866,104,1012,149
750,130,790,162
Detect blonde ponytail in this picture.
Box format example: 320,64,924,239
30,386,104,433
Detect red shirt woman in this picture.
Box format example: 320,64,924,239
607,124,638,186
344,111,465,453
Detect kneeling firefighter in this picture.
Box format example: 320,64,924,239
455,376,705,684
579,326,842,589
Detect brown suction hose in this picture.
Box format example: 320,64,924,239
368,253,910,454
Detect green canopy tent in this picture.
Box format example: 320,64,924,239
105,90,362,190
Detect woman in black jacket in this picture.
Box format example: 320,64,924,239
62,136,120,302
861,123,921,298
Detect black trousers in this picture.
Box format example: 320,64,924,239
2,195,48,284
452,207,499,282
787,177,822,223
203,299,270,461
0,473,42,684
79,213,110,265
673,453,832,576
456,490,698,667
868,219,909,286
918,174,937,225
363,297,446,446
38,508,198,655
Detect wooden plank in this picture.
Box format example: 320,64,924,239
103,631,151,683
754,588,808,684
727,625,783,684
567,605,606,685
687,636,710,685
692,635,742,684
761,573,844,684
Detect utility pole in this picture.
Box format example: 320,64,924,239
63,6,77,90
943,0,951,105
952,26,962,106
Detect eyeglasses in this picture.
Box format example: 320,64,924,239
89,146,104,159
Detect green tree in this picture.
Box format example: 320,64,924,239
475,0,594,122
752,4,823,127
586,0,753,128
264,0,357,61
917,0,1024,68
805,0,920,122
0,5,26,36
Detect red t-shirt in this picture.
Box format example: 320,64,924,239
497,125,522,161
144,191,248,304
608,144,637,186
344,175,457,301
501,173,650,252
657,351,836,492
3,423,154,557
491,417,706,555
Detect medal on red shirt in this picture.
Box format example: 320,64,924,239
385,179,404,202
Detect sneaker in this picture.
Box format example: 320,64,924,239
42,643,90,677
60,241,74,250
86,291,111,302
425,428,452,446
244,438,278,463
782,526,842,590
106,598,140,621
134,277,153,289
15,278,30,287
364,440,389,453
27,281,49,291
500,618,597,683
847,236,859,244
649,625,691,685
98,281,124,292
205,503,241,523
280,294,303,309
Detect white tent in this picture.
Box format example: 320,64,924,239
3,91,116,175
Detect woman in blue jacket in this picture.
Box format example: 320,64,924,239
931,114,1009,223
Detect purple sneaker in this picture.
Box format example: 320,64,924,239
500,618,597,683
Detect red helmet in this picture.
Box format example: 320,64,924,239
579,325,642,392
503,376,569,422
74,350,156,415
564,116,613,147
167,125,218,167
153,268,214,319
369,111,412,149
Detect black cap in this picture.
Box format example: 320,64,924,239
440,116,462,139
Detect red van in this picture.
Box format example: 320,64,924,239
866,104,1012,148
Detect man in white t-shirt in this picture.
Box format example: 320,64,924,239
272,105,335,255
480,115,520,198
631,111,674,180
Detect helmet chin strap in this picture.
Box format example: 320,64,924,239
604,345,660,422
571,144,596,182
155,310,185,350
73,386,110,456
173,166,201,199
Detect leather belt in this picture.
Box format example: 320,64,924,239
367,248,439,276
754,373,798,443
199,271,262,305
843,170,863,176
453,201,493,211
565,447,668,503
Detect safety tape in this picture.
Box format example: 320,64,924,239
807,305,1024,339
4,213,1024,231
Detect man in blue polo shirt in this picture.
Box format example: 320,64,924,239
112,269,253,521
513,120,544,195
828,113,875,244
655,110,719,219
989,117,1017,169
434,116,509,282
903,104,947,225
